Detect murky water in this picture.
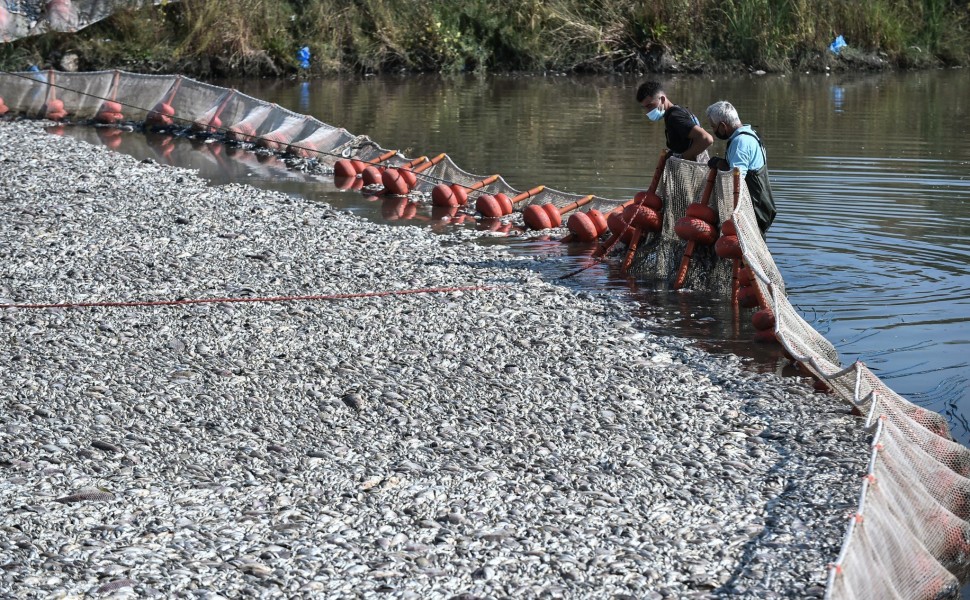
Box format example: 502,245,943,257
54,69,970,445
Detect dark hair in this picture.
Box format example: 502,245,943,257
636,81,663,103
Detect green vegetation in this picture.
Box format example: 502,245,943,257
1,0,968,76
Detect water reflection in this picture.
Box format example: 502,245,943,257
53,69,970,444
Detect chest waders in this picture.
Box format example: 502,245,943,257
728,131,777,234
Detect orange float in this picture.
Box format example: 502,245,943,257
672,166,719,290
432,174,499,207
587,149,669,262
737,285,760,308
0,95,8,117
145,77,182,128
94,98,124,124
634,189,663,211
566,209,608,242
715,234,743,259
191,89,235,134
623,203,662,232
477,186,544,218
361,165,384,186
43,98,67,121
381,154,443,196
332,149,398,185
752,308,776,331
675,217,717,244
523,195,594,230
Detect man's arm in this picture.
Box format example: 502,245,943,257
681,125,713,161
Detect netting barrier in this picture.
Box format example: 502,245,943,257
1,70,968,599
1,1,165,42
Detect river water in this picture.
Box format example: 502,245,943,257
54,69,970,445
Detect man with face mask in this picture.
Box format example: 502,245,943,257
636,81,712,163
705,100,777,235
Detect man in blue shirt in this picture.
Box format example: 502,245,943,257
705,101,777,235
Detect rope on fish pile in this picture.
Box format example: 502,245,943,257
0,285,495,311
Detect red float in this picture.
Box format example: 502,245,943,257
227,122,257,142
525,195,595,231
334,150,398,187
567,209,608,242
145,102,175,127
94,99,124,124
752,308,776,331
737,285,760,308
674,217,717,245
380,155,431,196
624,204,661,232
525,204,557,229
495,193,513,215
634,190,663,211
588,149,668,262
587,210,607,235
431,183,457,207
715,234,743,259
401,169,418,188
451,185,469,206
686,203,717,224
361,165,384,186
738,266,755,286
43,98,67,121
607,209,640,244
432,174,499,207
381,168,408,195
721,219,737,236
334,159,356,178
476,194,503,218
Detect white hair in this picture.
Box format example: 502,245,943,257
706,101,741,127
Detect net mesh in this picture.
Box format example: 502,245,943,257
2,70,969,599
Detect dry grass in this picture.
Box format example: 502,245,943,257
1,0,967,75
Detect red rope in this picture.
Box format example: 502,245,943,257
0,285,494,310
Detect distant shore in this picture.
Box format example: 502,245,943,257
1,0,966,78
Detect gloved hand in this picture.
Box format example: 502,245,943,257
707,156,729,171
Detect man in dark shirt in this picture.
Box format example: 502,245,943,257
636,81,712,162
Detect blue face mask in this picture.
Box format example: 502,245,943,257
646,106,665,121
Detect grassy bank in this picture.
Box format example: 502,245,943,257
1,0,968,76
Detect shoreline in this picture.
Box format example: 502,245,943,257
0,119,868,597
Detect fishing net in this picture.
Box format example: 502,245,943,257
1,69,968,599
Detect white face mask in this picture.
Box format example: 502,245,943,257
646,106,665,121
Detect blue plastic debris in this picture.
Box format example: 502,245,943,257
829,35,846,55
297,47,311,69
